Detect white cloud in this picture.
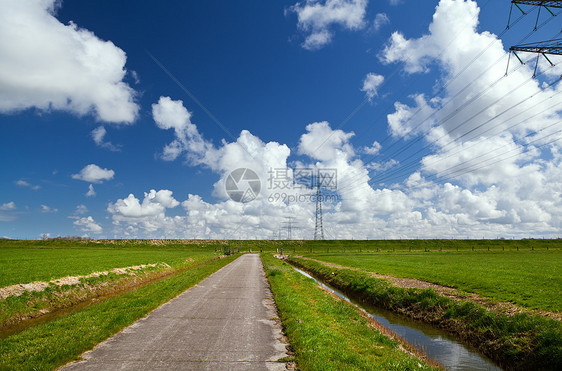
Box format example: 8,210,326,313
389,0,402,5
108,116,562,239
116,22,562,240
0,201,17,222
361,73,384,100
107,190,181,233
298,121,355,161
291,0,368,50
72,164,114,183
15,179,40,190
75,204,88,214
41,204,58,213
0,0,138,123
363,141,381,155
86,184,96,197
380,0,562,184
91,126,121,151
372,13,389,32
152,96,219,163
73,216,102,234
0,202,16,211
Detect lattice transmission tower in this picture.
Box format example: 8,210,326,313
507,1,562,75
314,184,324,240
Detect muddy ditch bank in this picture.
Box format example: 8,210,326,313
288,257,561,371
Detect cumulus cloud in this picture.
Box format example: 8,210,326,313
372,13,389,32
123,28,562,240
0,202,16,211
363,141,381,155
380,0,562,180
41,204,58,213
290,0,368,50
86,184,96,197
298,121,355,161
368,0,562,235
15,179,40,190
72,164,114,183
73,216,102,234
107,190,182,233
91,126,121,151
361,73,384,100
75,204,88,214
152,96,219,163
0,202,17,222
0,0,138,123
110,116,562,238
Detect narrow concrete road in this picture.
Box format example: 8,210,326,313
63,254,288,370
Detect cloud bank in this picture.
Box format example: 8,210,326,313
0,0,138,123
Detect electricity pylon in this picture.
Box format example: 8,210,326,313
314,184,324,240
506,1,562,76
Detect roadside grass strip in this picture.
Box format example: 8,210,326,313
261,254,439,371
0,255,238,370
289,257,562,370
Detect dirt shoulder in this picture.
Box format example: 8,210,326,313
297,256,561,321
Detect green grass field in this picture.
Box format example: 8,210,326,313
0,240,221,287
303,251,562,312
228,239,561,253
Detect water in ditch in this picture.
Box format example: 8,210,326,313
293,266,502,371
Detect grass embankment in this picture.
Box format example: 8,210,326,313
261,255,438,370
0,240,224,330
307,251,561,312
0,239,222,286
0,254,238,370
289,257,562,370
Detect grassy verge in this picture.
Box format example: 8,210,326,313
305,251,561,312
0,254,238,370
261,254,438,370
289,257,562,370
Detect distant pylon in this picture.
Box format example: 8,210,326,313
314,185,324,240
283,216,295,240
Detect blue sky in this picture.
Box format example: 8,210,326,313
1,0,561,239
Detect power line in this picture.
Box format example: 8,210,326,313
337,18,555,192
340,61,552,192
340,72,561,195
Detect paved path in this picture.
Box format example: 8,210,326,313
63,254,288,370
